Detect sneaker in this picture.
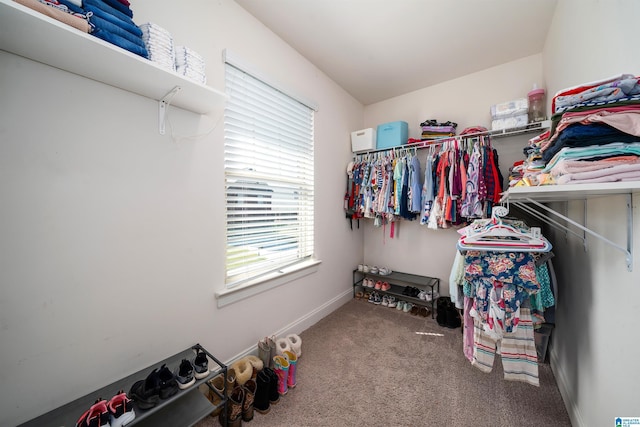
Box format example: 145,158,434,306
418,306,429,318
381,295,389,307
373,292,382,305
426,290,440,302
417,290,427,300
108,391,135,427
387,296,397,308
363,265,370,273
157,364,179,399
128,369,161,410
368,291,376,303
175,359,196,390
403,303,414,313
374,281,382,290
370,266,379,274
378,267,392,275
396,301,405,311
194,350,210,380
365,278,374,288
75,399,109,427
381,282,391,291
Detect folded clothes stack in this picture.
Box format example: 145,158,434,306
53,0,148,58
175,46,207,84
419,119,457,141
14,0,91,33
139,22,176,71
510,74,640,187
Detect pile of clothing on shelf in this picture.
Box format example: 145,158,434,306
510,73,640,186
14,0,92,33
174,45,207,84
419,119,458,141
139,22,175,71
57,0,149,58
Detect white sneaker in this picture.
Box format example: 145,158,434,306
381,295,389,307
387,296,397,308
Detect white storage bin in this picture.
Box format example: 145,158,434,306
351,128,376,153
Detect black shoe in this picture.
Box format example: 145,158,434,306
157,364,179,399
262,367,280,405
436,297,449,327
129,369,161,410
193,350,210,380
445,302,461,329
175,359,196,390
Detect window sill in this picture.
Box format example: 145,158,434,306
215,259,322,308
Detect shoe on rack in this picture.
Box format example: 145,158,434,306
75,398,110,427
426,290,440,302
175,359,196,390
365,279,374,288
193,350,210,380
381,295,389,307
417,290,427,300
363,265,370,273
108,391,135,427
418,306,429,318
411,287,421,298
373,292,382,305
206,374,225,417
396,301,405,311
128,369,160,410
370,266,379,274
381,282,391,291
378,267,392,275
355,286,364,299
403,303,414,313
410,305,420,316
374,281,382,290
387,296,397,308
157,363,179,399
368,291,376,303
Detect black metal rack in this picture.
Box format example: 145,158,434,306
353,269,440,318
19,344,227,427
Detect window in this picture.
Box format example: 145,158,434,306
223,55,315,288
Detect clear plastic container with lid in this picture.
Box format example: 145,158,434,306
528,84,546,123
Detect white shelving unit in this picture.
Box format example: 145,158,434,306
503,183,638,271
0,0,227,127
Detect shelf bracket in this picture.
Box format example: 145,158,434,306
159,86,182,135
516,196,633,272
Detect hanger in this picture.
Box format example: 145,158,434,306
457,206,552,253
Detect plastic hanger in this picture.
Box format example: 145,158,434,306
457,206,553,252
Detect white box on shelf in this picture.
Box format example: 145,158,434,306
351,128,376,152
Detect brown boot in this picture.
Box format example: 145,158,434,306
219,385,244,427
226,368,237,397
206,374,225,417
242,379,257,422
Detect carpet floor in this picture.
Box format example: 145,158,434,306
196,298,572,427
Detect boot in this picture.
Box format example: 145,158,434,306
267,336,277,369
241,379,257,422
275,338,292,357
446,301,462,329
258,338,271,370
436,297,449,327
253,369,271,414
262,367,280,405
272,355,289,396
283,350,298,389
244,355,264,380
219,385,244,427
231,358,252,387
226,368,237,397
206,374,225,417
286,334,302,358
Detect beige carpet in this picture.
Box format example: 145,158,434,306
197,299,571,427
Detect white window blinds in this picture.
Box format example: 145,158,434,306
224,61,315,288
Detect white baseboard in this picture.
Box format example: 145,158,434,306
224,288,353,365
550,348,585,427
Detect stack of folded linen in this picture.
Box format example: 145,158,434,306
14,0,91,33
511,74,640,187
174,46,207,84
55,0,148,58
420,120,457,141
138,22,176,71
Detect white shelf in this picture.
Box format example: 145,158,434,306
0,0,227,114
504,181,640,202
491,120,550,139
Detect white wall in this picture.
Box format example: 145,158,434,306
362,55,544,292
542,1,640,426
0,1,364,425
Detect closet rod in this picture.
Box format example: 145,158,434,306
515,196,633,272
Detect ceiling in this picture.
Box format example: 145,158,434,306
234,0,558,105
